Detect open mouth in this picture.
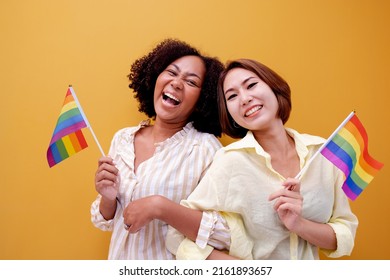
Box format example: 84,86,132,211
163,92,181,106
245,105,263,117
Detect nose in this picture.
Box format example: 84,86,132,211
171,78,183,90
241,94,253,106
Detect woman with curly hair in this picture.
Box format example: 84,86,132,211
90,38,224,259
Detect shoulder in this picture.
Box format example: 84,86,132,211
300,133,326,145
109,126,139,151
286,128,325,146
213,142,247,165
112,120,150,142
185,124,222,150
112,127,137,140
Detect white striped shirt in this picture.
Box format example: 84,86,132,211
91,121,222,259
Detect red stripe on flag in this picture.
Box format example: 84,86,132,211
350,115,384,171
75,130,88,149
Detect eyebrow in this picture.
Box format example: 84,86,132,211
171,64,202,80
224,76,257,95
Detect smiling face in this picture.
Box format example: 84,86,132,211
153,55,206,125
223,67,281,132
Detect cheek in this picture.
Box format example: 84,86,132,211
154,75,168,96
155,74,168,87
187,88,201,104
226,102,239,117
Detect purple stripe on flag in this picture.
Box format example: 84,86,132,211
47,147,55,167
50,121,87,144
321,147,351,177
342,184,358,201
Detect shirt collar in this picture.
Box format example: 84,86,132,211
133,120,195,147
223,128,325,159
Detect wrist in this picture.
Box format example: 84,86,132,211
101,195,117,206
99,196,117,220
152,195,170,221
290,216,306,235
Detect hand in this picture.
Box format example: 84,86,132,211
268,177,303,232
123,195,163,233
95,156,119,201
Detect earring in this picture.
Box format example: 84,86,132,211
233,121,240,128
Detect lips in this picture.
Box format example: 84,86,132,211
244,105,263,117
163,92,181,106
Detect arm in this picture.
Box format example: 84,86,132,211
291,219,336,250
123,188,254,260
123,195,203,241
168,210,253,260
123,153,252,258
207,250,238,260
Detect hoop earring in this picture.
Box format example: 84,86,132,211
233,121,240,128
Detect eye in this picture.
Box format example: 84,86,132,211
186,79,199,87
166,69,177,76
247,82,258,89
226,93,237,101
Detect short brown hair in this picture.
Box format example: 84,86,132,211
218,59,291,138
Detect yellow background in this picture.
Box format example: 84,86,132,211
1,0,389,260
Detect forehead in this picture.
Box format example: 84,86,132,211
169,55,206,77
224,68,257,87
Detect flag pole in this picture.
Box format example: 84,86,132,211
69,86,106,156
295,110,356,179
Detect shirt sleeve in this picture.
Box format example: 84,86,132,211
195,211,231,250
321,168,359,258
171,211,254,260
90,194,114,231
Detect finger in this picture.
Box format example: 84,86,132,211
285,184,297,192
282,178,301,192
128,224,141,234
95,161,117,180
96,179,117,190
269,188,301,201
98,162,119,174
273,196,302,211
98,156,114,166
123,204,133,221
96,169,118,183
276,202,301,215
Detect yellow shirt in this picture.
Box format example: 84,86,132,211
166,129,358,259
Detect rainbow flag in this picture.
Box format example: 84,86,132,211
47,87,90,167
320,112,384,200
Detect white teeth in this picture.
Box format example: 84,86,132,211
164,92,180,102
245,105,263,117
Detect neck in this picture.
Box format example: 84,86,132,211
252,125,293,156
150,118,187,143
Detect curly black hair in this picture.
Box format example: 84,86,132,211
128,38,224,137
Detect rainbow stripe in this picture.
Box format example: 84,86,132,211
321,113,384,200
47,87,89,167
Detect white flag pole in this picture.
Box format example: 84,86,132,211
69,86,106,156
295,110,356,179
